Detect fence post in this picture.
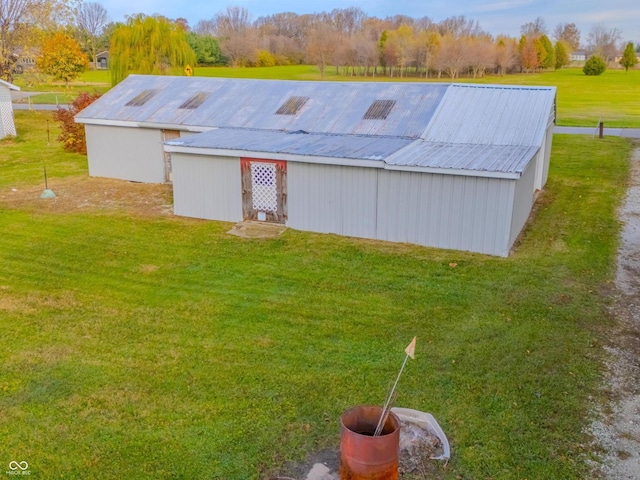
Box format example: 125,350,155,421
599,121,604,139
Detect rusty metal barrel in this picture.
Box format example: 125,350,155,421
339,405,400,480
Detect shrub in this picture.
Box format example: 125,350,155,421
583,56,607,76
53,92,101,154
256,49,276,67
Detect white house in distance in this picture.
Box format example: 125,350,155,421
569,50,586,62
75,75,556,257
0,78,20,139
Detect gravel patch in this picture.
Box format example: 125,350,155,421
589,144,640,479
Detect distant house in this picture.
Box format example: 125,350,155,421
0,79,20,138
75,75,556,257
570,50,586,62
13,55,36,75
96,51,109,69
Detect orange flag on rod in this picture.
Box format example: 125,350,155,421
405,336,417,359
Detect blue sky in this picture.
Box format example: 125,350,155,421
101,0,639,44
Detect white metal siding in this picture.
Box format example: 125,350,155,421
0,85,11,103
510,156,537,248
172,153,242,222
376,170,516,256
287,162,378,239
539,124,554,189
85,125,165,183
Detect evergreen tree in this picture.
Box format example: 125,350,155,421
536,34,555,69
619,42,638,72
583,55,606,76
554,40,569,70
186,32,224,65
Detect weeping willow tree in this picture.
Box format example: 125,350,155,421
110,14,196,85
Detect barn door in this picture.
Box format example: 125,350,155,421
162,130,180,183
241,158,287,224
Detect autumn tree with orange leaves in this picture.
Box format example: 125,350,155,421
38,32,88,87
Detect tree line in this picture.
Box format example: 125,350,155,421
1,0,637,85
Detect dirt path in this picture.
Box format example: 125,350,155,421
590,145,640,479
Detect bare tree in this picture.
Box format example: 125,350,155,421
76,1,108,69
520,16,547,37
213,6,256,66
306,22,337,79
195,19,215,36
413,16,434,32
467,35,495,78
352,31,378,76
0,0,61,80
495,36,518,75
438,15,482,38
255,12,310,64
329,7,366,36
587,23,622,62
436,35,468,79
552,22,580,51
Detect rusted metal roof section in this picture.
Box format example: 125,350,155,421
275,96,309,115
76,75,448,138
124,89,158,107
363,100,396,120
179,92,209,110
168,128,413,161
422,84,556,147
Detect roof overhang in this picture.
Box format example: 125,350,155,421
164,144,384,169
0,79,20,91
75,117,212,133
165,143,527,179
383,163,521,179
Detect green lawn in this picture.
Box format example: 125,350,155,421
0,112,632,478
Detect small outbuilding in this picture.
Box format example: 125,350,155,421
0,79,20,139
75,75,556,257
95,51,109,70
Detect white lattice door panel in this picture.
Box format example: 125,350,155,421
250,162,277,212
241,158,287,224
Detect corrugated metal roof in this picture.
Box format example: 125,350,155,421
422,84,556,146
76,75,448,138
168,128,413,161
78,76,556,177
385,142,540,174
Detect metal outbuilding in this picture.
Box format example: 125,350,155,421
0,79,20,139
75,75,556,256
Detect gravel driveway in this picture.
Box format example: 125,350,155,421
590,145,640,479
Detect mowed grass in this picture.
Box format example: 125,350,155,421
0,112,633,478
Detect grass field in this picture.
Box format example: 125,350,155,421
0,110,633,478
12,65,640,127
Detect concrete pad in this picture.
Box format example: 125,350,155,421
227,220,287,239
305,462,338,480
